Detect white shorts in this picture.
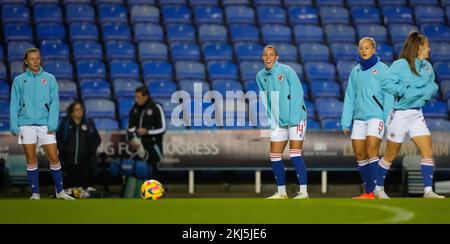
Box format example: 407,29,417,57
351,119,385,140
271,120,307,142
386,109,431,143
18,126,57,146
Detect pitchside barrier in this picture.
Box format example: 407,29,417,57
1,131,449,194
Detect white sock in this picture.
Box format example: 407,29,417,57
277,186,287,195
375,185,384,192
299,185,307,194
424,186,433,193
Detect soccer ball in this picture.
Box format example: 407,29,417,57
140,180,165,200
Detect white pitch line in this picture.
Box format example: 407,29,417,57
339,203,415,223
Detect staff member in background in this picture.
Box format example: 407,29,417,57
56,101,101,195
10,48,74,200
127,86,166,180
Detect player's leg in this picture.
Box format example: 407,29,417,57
365,119,385,194
349,120,372,198
23,143,40,200
267,127,288,199
374,140,401,199
289,140,308,199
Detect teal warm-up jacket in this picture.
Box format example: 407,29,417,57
379,58,438,110
10,67,60,135
341,60,394,130
256,62,307,128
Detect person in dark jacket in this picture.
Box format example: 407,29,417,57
127,86,166,179
56,101,101,189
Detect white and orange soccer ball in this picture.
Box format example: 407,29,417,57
140,180,165,200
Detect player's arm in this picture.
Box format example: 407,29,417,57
47,76,59,133
286,67,304,126
377,64,394,122
379,62,409,98
341,69,356,131
146,103,166,136
126,106,138,141
9,79,20,136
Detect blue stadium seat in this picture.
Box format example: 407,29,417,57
351,7,381,25
142,61,173,80
102,23,131,42
166,24,196,43
134,23,164,42
423,100,448,119
299,43,330,62
207,62,238,80
146,80,177,98
95,0,125,5
377,43,394,63
194,6,224,25
171,43,201,62
315,98,344,120
234,43,264,62
1,4,30,23
222,0,249,6
414,5,445,24
293,25,324,44
336,60,357,81
435,62,450,80
155,97,182,119
305,62,336,81
211,80,243,95
130,5,159,24
320,6,349,25
189,0,219,6
316,0,344,6
440,80,450,100
0,120,10,131
162,5,192,25
330,43,358,62
202,43,233,62
276,43,298,62
0,100,9,119
33,4,62,23
0,63,4,80
1,0,28,4
409,0,440,6
98,4,128,24
36,23,66,42
225,5,255,25
84,99,116,119
59,97,76,117
10,61,24,79
93,118,119,131
106,41,136,60
427,119,450,131
45,60,73,80
288,6,319,25
198,24,228,43
81,80,111,99
229,24,260,43
138,42,168,61
324,24,356,43
120,117,129,129
321,119,342,130
307,119,320,129
430,42,450,62
421,24,450,42
113,79,142,98
175,61,206,80
284,62,304,80
0,82,10,100
394,42,404,58
253,0,282,6
347,0,375,7
8,42,35,62
310,80,341,99
261,24,292,43
382,6,413,25
66,4,95,23
40,40,69,60
257,6,286,25
157,0,186,5
4,23,33,42
244,79,258,92
73,41,103,61
69,23,99,41
377,0,406,5
57,80,77,99
117,97,135,118
178,80,210,96
109,60,140,80
284,0,312,6
388,24,419,44
239,61,263,81
77,60,106,80
356,24,388,43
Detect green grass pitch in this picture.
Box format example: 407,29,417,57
1,198,449,224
